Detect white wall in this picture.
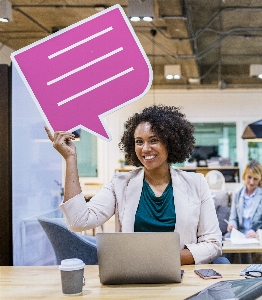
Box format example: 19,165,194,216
100,88,262,183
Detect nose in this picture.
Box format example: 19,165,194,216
142,142,151,151
250,178,255,185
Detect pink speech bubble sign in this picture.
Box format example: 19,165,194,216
11,4,152,141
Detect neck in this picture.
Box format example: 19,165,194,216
246,187,256,196
144,164,171,185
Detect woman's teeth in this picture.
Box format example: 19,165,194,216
144,155,155,160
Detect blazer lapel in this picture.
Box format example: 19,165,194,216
237,191,244,226
250,187,262,219
170,167,189,246
121,168,144,232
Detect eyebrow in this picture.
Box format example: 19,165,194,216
134,135,158,139
247,174,260,179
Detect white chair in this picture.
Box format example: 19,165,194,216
206,171,231,238
205,170,229,209
205,170,226,191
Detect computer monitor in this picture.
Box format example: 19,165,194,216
189,146,219,162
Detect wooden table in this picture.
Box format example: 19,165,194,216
0,264,255,300
222,239,262,253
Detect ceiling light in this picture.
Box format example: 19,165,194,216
188,78,200,84
128,0,154,22
250,64,262,78
130,16,140,22
164,65,181,80
142,16,153,22
242,119,262,141
0,0,12,22
94,5,107,12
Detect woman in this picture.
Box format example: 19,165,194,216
45,105,222,265
227,160,262,238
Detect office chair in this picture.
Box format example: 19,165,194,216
38,217,98,265
213,190,230,209
216,205,231,236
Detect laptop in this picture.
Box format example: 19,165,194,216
96,232,181,285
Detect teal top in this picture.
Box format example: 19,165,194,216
134,180,176,232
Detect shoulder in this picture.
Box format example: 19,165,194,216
170,167,207,191
235,186,245,196
111,168,144,183
170,167,211,202
170,167,204,182
257,187,262,193
231,185,244,203
256,187,262,197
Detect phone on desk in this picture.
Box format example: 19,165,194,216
194,269,222,279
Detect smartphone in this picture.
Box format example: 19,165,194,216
194,269,222,279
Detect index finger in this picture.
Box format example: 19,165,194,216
44,126,54,142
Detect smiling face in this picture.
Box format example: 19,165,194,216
134,122,169,172
244,168,261,195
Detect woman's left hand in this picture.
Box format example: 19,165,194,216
245,229,257,238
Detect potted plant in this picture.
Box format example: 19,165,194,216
118,159,125,168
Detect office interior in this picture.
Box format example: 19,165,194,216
1,1,262,268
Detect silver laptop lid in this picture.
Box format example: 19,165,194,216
96,232,181,285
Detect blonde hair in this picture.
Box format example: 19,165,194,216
242,160,262,187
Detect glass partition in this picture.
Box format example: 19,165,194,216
174,122,237,167
248,142,262,162
74,129,98,177
12,65,63,265
193,122,236,165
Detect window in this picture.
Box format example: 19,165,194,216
74,130,98,177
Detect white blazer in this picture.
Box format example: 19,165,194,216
60,167,222,264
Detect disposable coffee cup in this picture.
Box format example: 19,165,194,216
258,229,262,246
59,258,85,296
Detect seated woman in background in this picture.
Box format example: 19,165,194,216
227,160,262,238
45,105,223,265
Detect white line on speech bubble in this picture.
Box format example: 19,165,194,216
47,47,123,85
48,26,113,59
57,67,134,106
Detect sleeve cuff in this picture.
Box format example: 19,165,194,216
59,192,87,218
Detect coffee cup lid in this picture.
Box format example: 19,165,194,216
59,258,85,271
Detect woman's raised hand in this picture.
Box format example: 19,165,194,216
44,126,76,160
